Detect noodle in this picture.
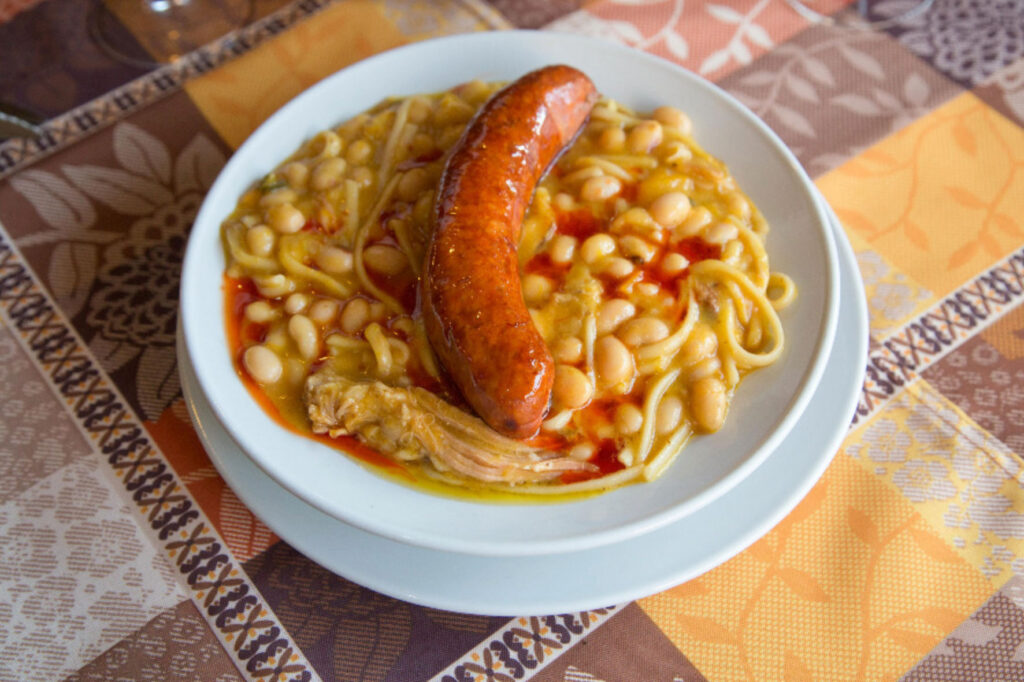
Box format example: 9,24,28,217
379,98,413,185
636,289,698,362
635,368,681,464
224,223,278,272
516,465,643,495
352,174,403,314
389,211,422,276
342,179,360,243
574,157,644,181
279,234,352,299
768,272,797,310
642,423,692,481
365,323,393,375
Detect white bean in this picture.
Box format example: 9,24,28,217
596,299,636,334
398,167,429,202
600,257,635,279
346,139,372,165
553,365,593,410
246,224,275,257
259,187,297,207
705,221,739,245
284,293,309,315
660,252,689,275
243,345,282,385
615,403,644,435
316,245,354,274
522,274,553,305
254,274,295,298
551,336,583,364
691,376,728,432
547,234,577,265
649,192,691,229
594,335,635,386
655,395,683,434
310,157,348,190
341,298,370,333
673,206,712,240
281,161,309,188
363,244,408,275
244,301,276,323
619,235,657,263
635,282,661,298
580,233,616,264
611,207,661,237
288,314,318,360
729,193,751,220
350,166,374,188
627,120,663,153
553,192,576,211
618,317,670,347
689,356,721,381
680,324,718,365
580,175,622,202
308,299,338,324
268,203,305,234
569,443,596,461
652,106,693,134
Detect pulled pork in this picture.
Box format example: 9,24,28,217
305,369,596,484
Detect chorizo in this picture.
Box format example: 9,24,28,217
422,65,598,438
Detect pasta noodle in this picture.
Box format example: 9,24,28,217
219,78,796,496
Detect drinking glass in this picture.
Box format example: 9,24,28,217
785,0,935,30
90,0,254,66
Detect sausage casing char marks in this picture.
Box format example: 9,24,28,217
422,65,599,439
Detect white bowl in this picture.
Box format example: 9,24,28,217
180,30,839,557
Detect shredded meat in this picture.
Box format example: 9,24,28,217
304,369,597,484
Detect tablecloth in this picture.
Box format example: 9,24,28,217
2,0,1024,679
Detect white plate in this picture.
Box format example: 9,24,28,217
180,30,839,556
178,201,865,616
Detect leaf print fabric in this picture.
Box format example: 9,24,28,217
545,0,850,81
0,95,230,422
13,123,224,420
720,12,960,174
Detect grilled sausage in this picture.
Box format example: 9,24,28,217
422,65,598,439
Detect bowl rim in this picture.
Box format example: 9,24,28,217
180,29,840,556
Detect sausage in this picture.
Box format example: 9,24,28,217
421,65,598,439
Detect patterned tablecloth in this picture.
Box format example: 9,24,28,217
2,0,1024,679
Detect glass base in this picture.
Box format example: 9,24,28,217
90,0,255,66
785,0,935,30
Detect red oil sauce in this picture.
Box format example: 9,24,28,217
364,236,419,312
591,439,627,475
556,397,631,483
222,274,411,480
642,237,722,290
524,253,569,280
226,277,266,347
555,208,602,240
677,236,721,265
302,218,325,233
559,440,624,484
619,181,638,204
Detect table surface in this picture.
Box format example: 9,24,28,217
2,0,1024,680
